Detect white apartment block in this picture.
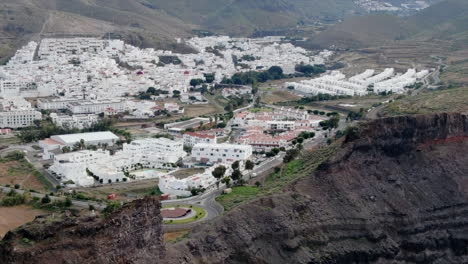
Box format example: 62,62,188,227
192,143,253,164
183,132,217,147
49,150,123,186
67,99,125,114
50,113,98,129
37,98,82,110
0,110,42,128
38,38,106,59
49,137,187,186
122,137,186,164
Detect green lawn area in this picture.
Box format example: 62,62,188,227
215,186,259,211
162,205,207,224
0,137,21,145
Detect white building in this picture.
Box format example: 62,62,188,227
49,137,186,186
0,110,42,128
0,97,41,128
39,131,119,156
37,98,82,110
68,99,125,114
192,143,252,164
49,150,110,186
159,164,232,197
50,113,98,129
122,137,186,165
183,132,217,147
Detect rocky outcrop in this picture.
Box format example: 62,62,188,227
0,197,165,264
166,113,468,263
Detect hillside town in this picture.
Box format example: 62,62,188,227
0,36,334,199
0,34,438,199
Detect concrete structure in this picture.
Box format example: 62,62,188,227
183,132,217,147
0,110,41,128
50,113,98,129
192,143,252,164
68,99,125,114
48,137,186,186
39,131,119,159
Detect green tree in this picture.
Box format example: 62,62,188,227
41,194,51,204
231,161,240,170
231,169,242,182
204,73,215,83
221,177,231,187
245,160,254,170
212,166,227,181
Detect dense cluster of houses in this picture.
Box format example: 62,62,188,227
234,107,324,151
0,36,329,101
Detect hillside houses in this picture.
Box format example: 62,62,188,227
0,36,331,103
233,107,323,151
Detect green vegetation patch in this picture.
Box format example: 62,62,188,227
249,108,272,113
162,205,207,224
380,86,468,116
216,186,259,211
215,143,341,211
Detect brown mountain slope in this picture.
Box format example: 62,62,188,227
166,113,468,263
0,197,165,264
0,0,193,63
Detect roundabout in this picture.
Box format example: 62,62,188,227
162,205,207,224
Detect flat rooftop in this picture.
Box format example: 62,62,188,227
51,131,119,144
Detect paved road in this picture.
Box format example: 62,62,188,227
162,186,225,231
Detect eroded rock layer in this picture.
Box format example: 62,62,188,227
0,197,164,264
167,113,468,264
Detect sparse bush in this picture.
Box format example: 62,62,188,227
41,194,51,204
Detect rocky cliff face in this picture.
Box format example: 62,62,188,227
1,113,467,264
0,197,165,264
166,113,468,264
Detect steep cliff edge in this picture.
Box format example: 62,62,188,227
0,197,165,264
167,113,468,264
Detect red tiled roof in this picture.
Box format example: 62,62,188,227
184,132,215,139
41,138,65,145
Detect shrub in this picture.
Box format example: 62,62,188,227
41,194,51,204
102,201,122,217
64,198,72,207
14,184,20,189
1,191,26,206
